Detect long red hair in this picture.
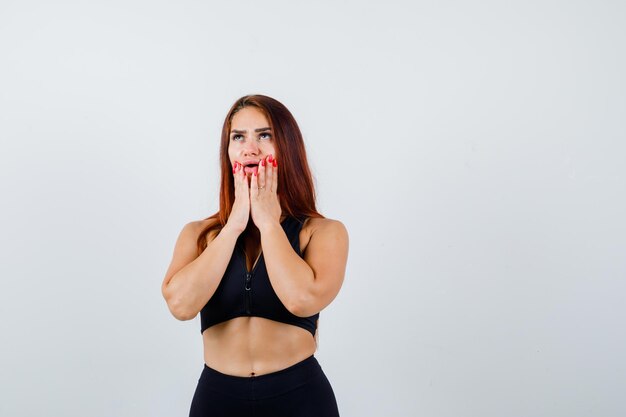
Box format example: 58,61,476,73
196,94,324,253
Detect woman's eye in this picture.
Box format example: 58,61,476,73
231,133,270,141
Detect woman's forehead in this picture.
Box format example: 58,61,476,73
231,107,269,130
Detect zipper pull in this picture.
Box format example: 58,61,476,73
245,272,252,314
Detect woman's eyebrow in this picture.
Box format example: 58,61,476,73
231,127,272,134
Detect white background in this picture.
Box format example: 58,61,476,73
1,1,625,416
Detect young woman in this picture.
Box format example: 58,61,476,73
161,94,349,416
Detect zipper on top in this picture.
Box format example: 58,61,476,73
237,241,262,315
244,272,252,314
237,217,289,316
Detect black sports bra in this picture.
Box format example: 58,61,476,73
200,216,319,337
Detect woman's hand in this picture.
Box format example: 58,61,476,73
225,161,250,234
250,155,281,232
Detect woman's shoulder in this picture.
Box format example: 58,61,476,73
300,216,349,259
194,216,220,229
184,217,221,243
302,216,348,237
182,217,216,233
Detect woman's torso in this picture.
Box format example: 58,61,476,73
196,216,321,377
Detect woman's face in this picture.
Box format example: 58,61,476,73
228,106,276,177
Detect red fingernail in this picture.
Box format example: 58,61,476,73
261,158,265,167
272,159,277,167
268,155,273,162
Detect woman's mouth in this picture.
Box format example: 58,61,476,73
243,164,258,174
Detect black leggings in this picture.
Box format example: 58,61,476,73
189,355,340,417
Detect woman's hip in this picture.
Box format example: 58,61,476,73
189,355,340,416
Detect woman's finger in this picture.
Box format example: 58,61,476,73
233,162,240,190
265,155,273,193
271,156,278,193
235,162,247,193
258,157,267,193
250,162,259,198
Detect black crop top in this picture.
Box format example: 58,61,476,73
200,216,319,337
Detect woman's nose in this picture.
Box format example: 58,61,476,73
243,140,259,155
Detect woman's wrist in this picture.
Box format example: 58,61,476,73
258,220,282,235
221,222,245,237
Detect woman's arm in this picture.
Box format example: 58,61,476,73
161,221,241,320
260,218,349,317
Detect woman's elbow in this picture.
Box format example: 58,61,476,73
162,287,198,321
167,300,198,321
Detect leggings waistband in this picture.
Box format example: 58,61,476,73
200,355,323,400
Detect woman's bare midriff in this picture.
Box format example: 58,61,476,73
198,216,321,377
202,317,317,377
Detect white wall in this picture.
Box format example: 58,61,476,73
1,1,624,416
